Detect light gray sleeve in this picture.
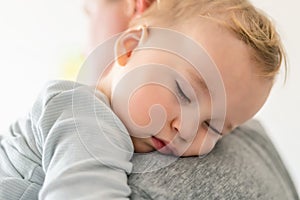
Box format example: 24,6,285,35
0,80,134,200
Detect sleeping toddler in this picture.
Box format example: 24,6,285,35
0,0,286,199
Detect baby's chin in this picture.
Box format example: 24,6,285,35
130,137,154,153
132,139,176,156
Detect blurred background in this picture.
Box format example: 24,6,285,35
0,0,299,193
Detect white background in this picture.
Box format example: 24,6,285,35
0,0,299,194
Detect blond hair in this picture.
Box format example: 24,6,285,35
130,0,286,81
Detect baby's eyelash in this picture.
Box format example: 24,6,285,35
175,81,191,103
204,121,223,136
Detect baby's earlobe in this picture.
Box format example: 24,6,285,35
118,51,132,67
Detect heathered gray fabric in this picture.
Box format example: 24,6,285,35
129,120,299,200
0,80,134,200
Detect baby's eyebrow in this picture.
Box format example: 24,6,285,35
187,70,211,97
186,70,235,134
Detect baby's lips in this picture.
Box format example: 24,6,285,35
151,136,175,155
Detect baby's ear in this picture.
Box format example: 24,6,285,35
115,26,148,66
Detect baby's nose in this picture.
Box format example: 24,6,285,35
171,118,200,143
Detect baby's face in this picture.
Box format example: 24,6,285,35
108,21,272,157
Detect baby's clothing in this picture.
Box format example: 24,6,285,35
0,80,134,200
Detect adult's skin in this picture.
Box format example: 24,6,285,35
83,0,152,54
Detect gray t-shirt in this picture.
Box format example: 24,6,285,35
128,120,299,199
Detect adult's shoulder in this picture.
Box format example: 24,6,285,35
128,120,299,200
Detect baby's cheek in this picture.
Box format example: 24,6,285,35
198,132,221,155
128,90,152,127
181,130,221,156
128,85,175,127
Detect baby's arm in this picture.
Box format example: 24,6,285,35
0,80,133,200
